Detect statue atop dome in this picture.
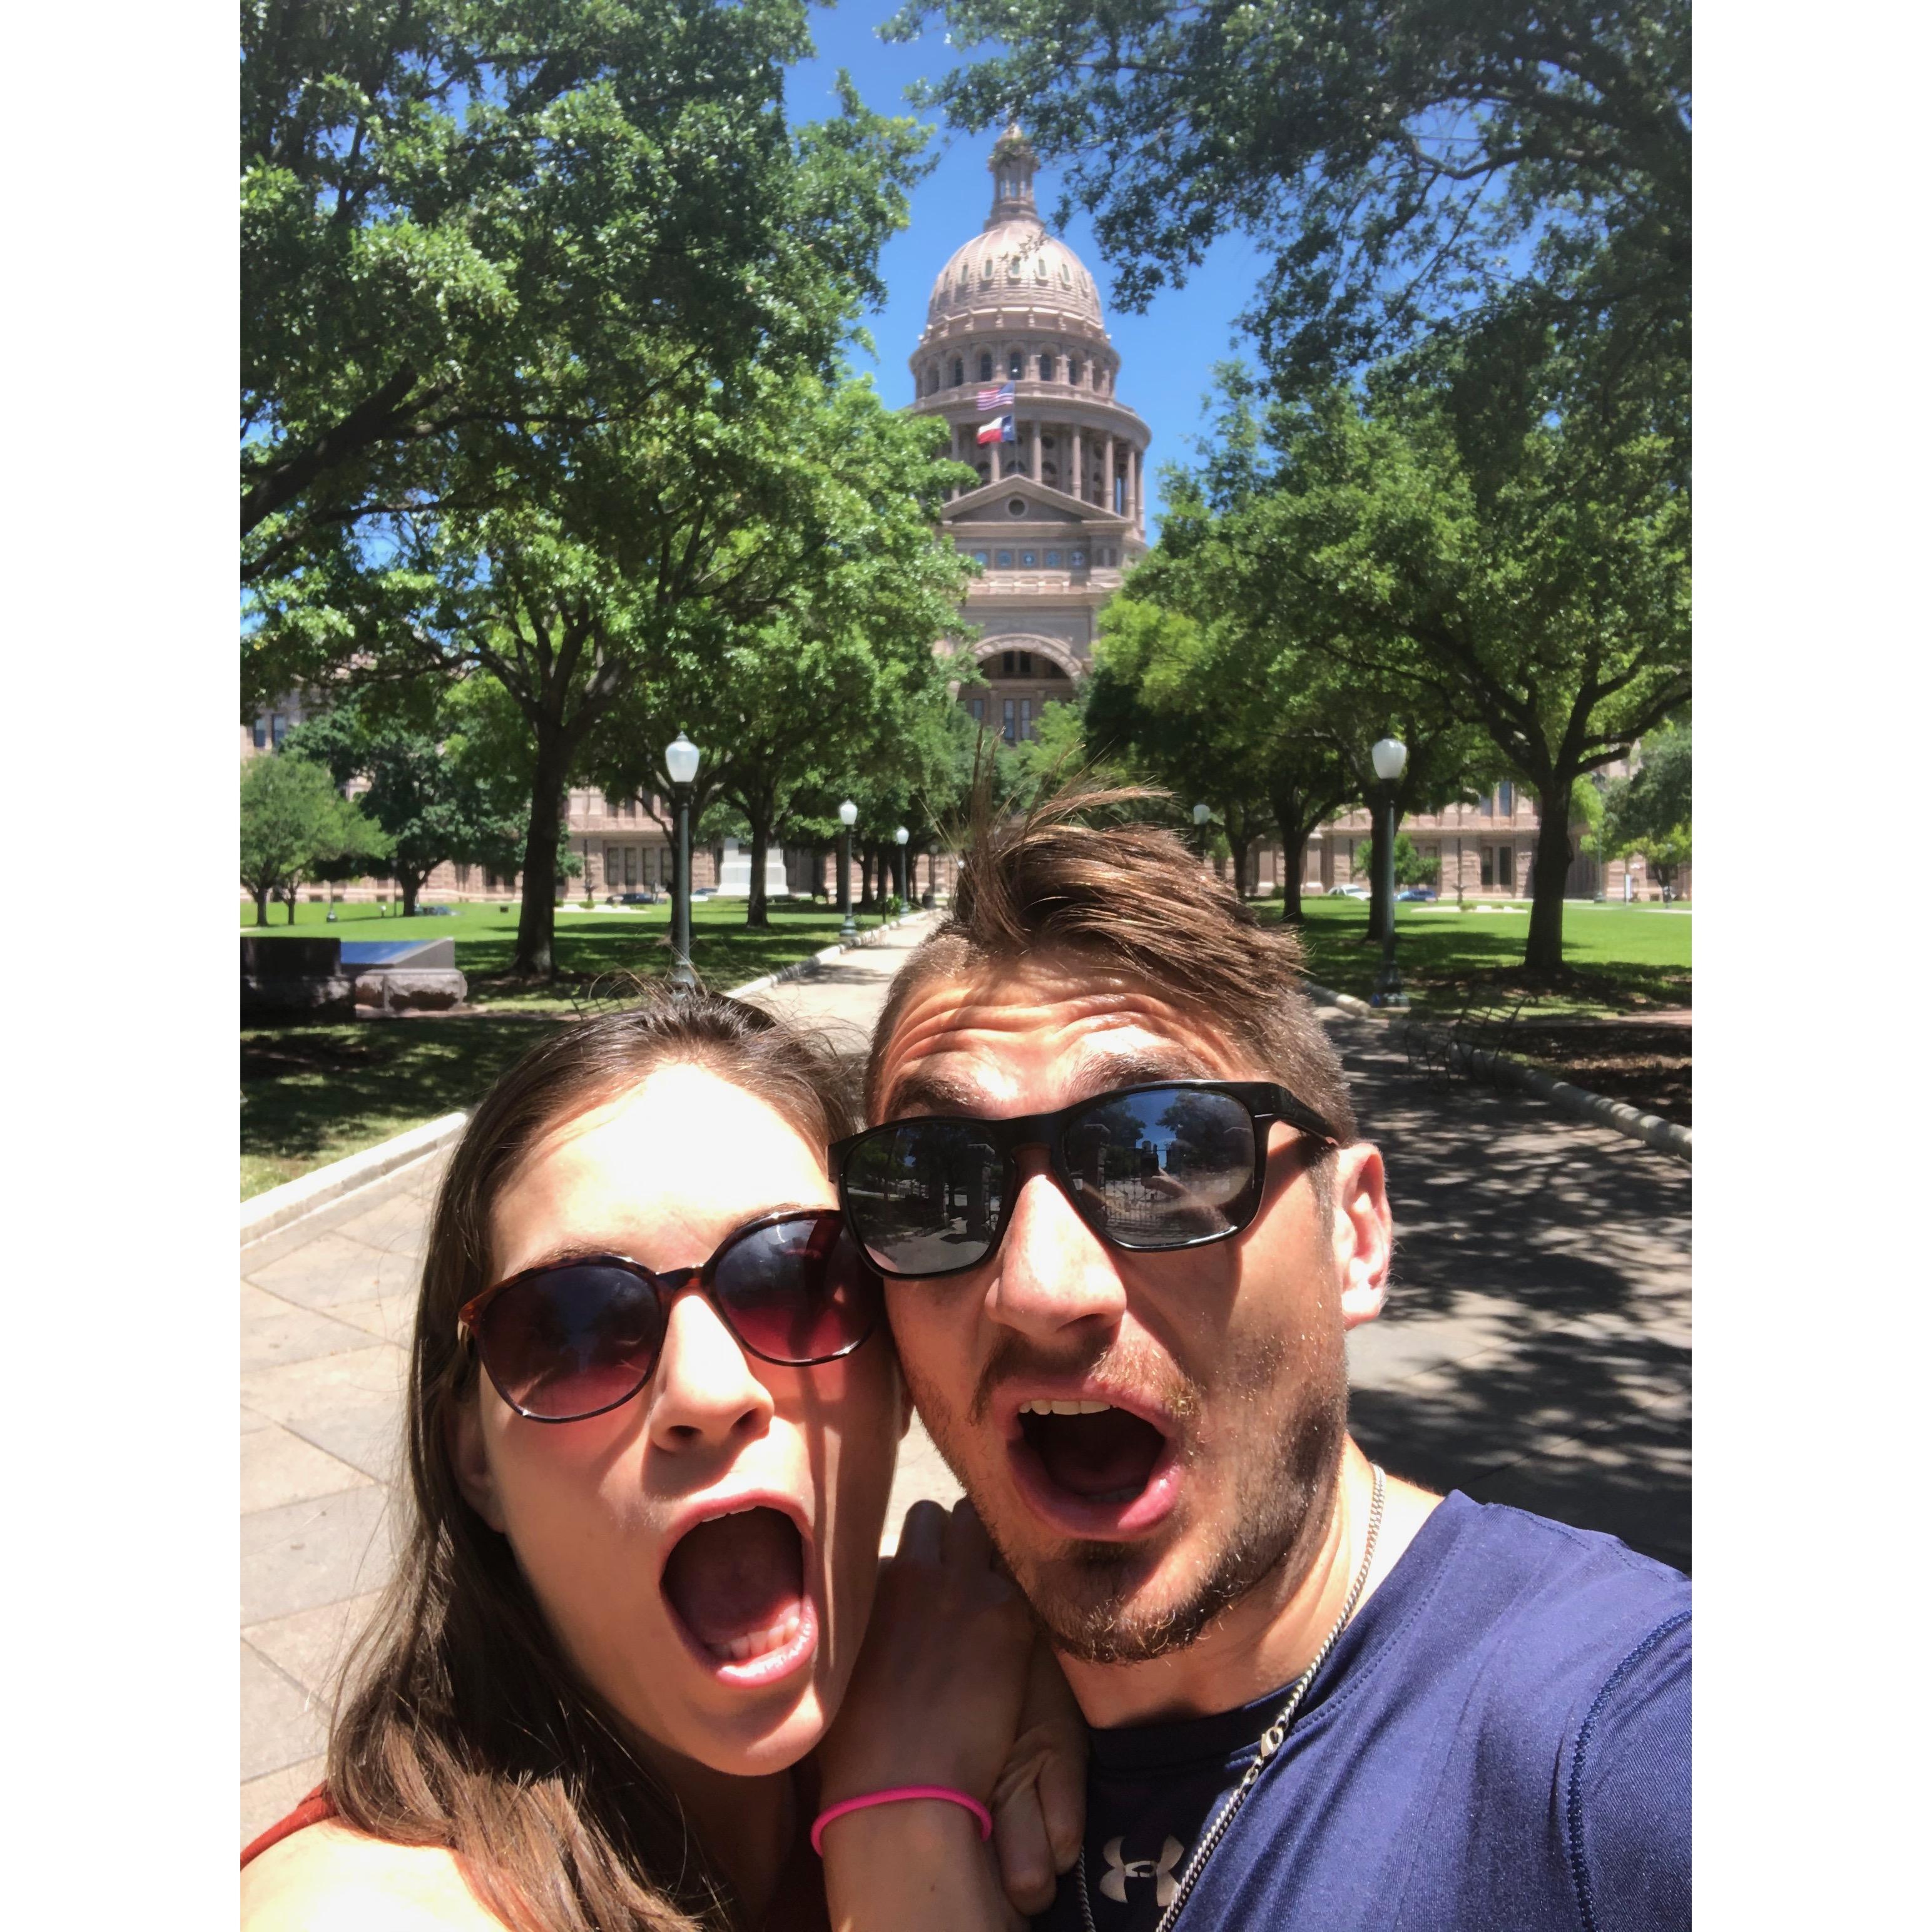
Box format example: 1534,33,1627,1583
986,122,1040,229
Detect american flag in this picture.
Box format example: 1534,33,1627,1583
976,412,1016,446
977,383,1015,410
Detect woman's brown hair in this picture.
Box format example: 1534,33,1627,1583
325,988,862,1932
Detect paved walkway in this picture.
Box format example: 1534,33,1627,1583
240,925,1689,1842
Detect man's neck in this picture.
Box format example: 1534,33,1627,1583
1058,1440,1440,1729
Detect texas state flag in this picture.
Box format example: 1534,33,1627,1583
977,382,1015,410
977,412,1016,446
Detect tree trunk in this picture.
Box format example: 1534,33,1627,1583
402,875,422,918
1281,829,1311,923
858,847,875,911
1227,833,1253,900
1524,774,1576,973
513,743,571,977
1360,825,1386,942
746,815,772,929
282,887,298,925
253,888,269,926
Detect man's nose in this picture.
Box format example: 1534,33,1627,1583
984,1149,1129,1342
645,1288,773,1453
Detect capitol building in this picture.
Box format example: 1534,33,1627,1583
909,127,1149,748
247,129,1650,908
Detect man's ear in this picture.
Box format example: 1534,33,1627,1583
1329,1143,1393,1330
447,1390,509,1533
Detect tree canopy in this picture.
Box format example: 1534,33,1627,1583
240,753,390,924
885,0,1688,417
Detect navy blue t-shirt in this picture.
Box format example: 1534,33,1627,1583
1037,1493,1689,1932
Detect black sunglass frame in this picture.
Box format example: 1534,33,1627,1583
831,1080,1343,1283
455,1208,882,1423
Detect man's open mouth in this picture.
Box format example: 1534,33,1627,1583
661,1504,816,1680
1008,1395,1181,1538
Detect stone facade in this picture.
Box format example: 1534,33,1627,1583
910,128,1147,742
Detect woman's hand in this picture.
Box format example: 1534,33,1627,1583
818,1498,1086,1924
819,1498,1036,1809
987,1635,1087,1914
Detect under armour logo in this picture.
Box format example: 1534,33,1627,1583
1098,1835,1185,1906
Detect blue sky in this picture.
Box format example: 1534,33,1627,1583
785,4,1271,540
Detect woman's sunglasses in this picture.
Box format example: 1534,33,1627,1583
831,1080,1341,1281
455,1209,883,1422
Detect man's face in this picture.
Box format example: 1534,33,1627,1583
872,952,1389,1665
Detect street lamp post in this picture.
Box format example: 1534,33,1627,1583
1370,736,1408,1009
893,825,909,908
838,799,858,942
665,731,701,990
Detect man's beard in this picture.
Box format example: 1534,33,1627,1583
902,1316,1351,1667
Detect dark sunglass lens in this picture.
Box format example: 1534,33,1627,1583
1064,1087,1260,1244
713,1214,880,1363
478,1264,664,1420
843,1122,1007,1275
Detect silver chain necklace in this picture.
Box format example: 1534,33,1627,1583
1076,1464,1387,1932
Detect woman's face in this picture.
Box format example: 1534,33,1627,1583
451,1062,907,1779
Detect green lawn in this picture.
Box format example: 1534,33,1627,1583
241,893,904,1197
240,894,897,1011
1259,897,1690,1019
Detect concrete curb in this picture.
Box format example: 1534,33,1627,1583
241,1111,470,1243
1301,980,1692,1164
240,910,938,1244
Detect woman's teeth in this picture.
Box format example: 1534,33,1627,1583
1019,1398,1114,1416
711,1602,803,1664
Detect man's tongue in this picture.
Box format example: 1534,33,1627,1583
663,1508,805,1663
1024,1409,1164,1502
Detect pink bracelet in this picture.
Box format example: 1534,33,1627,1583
810,1786,994,1856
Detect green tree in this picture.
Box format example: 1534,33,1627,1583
1176,358,1687,971
240,755,387,925
1603,721,1690,893
283,696,526,915
243,1,923,581
885,0,1688,425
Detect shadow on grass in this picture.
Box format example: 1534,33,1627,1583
242,1017,567,1187
1335,1014,1691,1570
1263,905,1691,1019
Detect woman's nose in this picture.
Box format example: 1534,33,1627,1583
646,1288,774,1453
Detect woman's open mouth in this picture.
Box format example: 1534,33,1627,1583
1009,1396,1181,1538
661,1503,818,1687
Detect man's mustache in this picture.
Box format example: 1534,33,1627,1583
969,1331,1204,1428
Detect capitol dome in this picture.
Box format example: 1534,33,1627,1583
926,221,1106,332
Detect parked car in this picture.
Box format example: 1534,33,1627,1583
1326,883,1372,898
1396,887,1437,902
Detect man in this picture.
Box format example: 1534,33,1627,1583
837,796,1689,1931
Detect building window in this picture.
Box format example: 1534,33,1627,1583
1480,847,1495,888
970,696,985,722
979,351,994,382
1478,789,1494,818
1002,698,1017,743
252,717,268,749
1018,651,1032,673
1007,497,1027,516
1045,549,1062,567
1002,650,1015,674
270,713,290,748
604,846,620,888
971,549,989,566
1020,698,1034,740
1038,352,1054,380
951,357,963,386
1069,548,1085,567
1008,350,1024,379
1498,846,1515,891
1020,550,1037,567
1069,357,1082,385
995,549,1014,568
1498,780,1515,817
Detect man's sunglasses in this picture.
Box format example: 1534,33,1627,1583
831,1080,1341,1281
456,1209,883,1423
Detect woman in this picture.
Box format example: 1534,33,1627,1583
242,990,1078,1931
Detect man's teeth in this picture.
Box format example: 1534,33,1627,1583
1019,1398,1114,1416
710,1604,803,1665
